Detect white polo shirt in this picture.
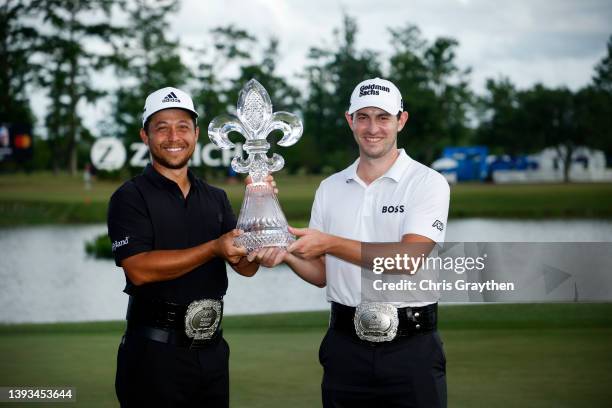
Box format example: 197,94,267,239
309,149,450,307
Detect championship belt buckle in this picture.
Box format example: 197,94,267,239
353,303,399,342
184,299,222,341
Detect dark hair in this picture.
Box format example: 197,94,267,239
143,111,198,135
350,111,404,120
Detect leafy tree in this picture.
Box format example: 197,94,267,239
33,0,123,174
388,25,436,162
107,0,190,149
476,77,524,155
477,35,612,182
593,35,612,94
519,85,584,182
584,34,612,157
301,15,381,172
0,0,38,125
389,25,473,164
190,25,258,126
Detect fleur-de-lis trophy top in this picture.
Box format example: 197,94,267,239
208,79,303,252
208,79,303,183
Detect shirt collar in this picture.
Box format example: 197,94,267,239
344,149,412,184
143,164,198,191
384,149,412,182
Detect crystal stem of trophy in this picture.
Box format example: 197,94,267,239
208,79,303,253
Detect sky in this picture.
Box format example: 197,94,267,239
31,0,612,135
172,0,611,90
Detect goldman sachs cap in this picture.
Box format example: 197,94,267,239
348,77,403,115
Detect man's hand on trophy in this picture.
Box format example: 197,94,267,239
245,174,278,194
286,227,330,259
214,229,248,264
247,247,287,267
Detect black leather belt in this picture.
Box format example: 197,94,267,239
330,302,438,343
126,296,189,330
125,296,222,348
125,325,221,348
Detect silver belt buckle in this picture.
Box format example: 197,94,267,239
184,299,222,340
354,303,399,342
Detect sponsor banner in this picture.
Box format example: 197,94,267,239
90,137,243,171
0,123,33,162
361,242,612,303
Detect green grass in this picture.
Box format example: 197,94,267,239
1,304,611,407
450,182,612,218
1,172,612,226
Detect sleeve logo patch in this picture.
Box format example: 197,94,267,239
432,220,444,231
111,236,130,252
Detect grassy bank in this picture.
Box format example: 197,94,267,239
1,304,611,407
1,172,612,226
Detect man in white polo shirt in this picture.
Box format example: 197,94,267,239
251,77,450,407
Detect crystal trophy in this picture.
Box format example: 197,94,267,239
208,79,303,252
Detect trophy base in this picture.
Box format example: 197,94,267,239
234,228,295,253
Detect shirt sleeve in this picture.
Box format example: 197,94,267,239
308,184,325,231
107,184,154,267
401,171,450,244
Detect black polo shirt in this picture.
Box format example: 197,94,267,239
107,164,236,304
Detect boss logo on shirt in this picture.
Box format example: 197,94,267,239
432,220,445,231
381,205,405,213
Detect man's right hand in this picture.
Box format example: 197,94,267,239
214,229,247,264
247,246,288,268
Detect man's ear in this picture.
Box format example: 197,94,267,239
195,126,200,142
139,128,149,145
345,112,354,130
397,111,409,132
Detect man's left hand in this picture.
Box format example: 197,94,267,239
287,226,330,259
247,246,287,267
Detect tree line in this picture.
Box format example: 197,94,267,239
2,0,611,178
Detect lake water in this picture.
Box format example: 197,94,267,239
0,219,611,323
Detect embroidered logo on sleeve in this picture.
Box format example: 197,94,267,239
112,236,130,252
432,220,445,231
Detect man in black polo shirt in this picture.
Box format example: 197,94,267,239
108,86,261,407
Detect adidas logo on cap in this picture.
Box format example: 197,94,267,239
142,87,199,127
162,91,180,103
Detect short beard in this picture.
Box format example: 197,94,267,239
150,150,192,170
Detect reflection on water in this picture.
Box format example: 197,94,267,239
0,219,611,323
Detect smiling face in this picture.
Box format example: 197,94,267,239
140,108,199,171
345,107,408,160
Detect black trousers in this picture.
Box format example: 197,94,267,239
319,328,447,408
115,332,230,407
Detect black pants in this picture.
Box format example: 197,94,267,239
319,329,447,408
115,332,230,407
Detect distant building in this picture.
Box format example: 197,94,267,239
492,147,612,183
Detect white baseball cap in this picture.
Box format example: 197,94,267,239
142,87,199,127
348,77,403,115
